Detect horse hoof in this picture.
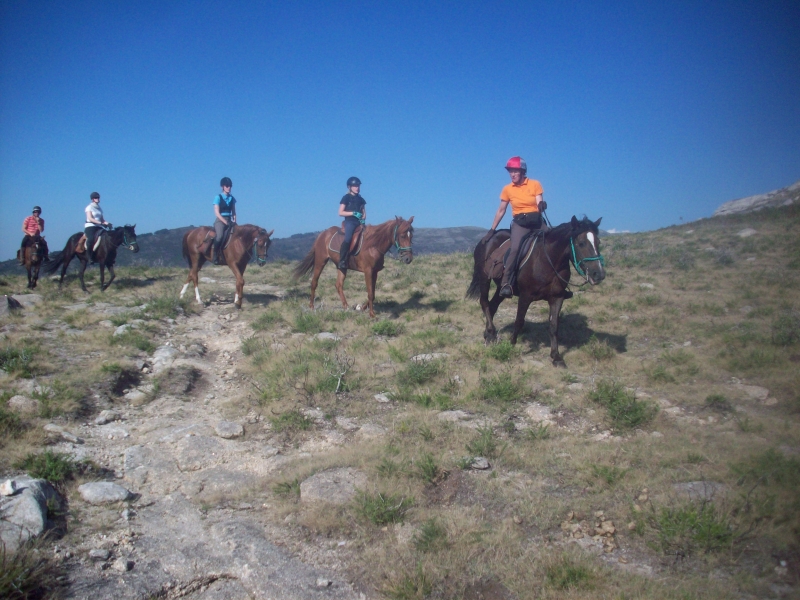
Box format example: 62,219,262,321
553,359,567,368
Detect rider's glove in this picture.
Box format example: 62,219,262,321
359,217,366,225
481,229,495,244
538,200,547,211
352,211,362,219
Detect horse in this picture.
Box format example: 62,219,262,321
180,224,273,309
20,234,47,289
466,216,605,367
45,225,139,292
292,216,414,318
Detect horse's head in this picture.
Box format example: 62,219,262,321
394,216,414,264
254,228,274,266
120,224,139,253
570,216,605,285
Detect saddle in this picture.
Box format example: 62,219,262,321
76,232,104,254
485,230,541,281
329,224,365,255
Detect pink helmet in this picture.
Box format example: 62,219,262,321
505,156,527,171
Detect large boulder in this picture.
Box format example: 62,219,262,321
0,476,63,552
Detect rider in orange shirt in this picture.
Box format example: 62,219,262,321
483,157,547,298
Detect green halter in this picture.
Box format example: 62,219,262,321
570,237,605,278
393,223,412,254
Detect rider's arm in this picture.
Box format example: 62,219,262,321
489,200,509,231
338,203,351,218
536,194,544,209
37,218,44,233
21,220,28,235
214,204,228,225
231,204,236,223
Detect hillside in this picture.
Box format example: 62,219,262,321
1,199,799,599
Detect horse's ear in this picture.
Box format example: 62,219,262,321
267,229,274,237
407,216,414,224
571,216,579,228
593,217,602,229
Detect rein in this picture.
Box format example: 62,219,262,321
540,229,605,288
392,223,412,255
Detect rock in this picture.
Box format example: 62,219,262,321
650,431,664,438
314,332,341,341
316,578,333,588
374,393,391,403
11,294,43,308
89,548,111,561
411,353,448,363
525,403,555,425
99,320,114,328
94,409,122,425
735,383,769,402
638,283,655,289
736,228,757,238
78,482,133,504
43,423,84,444
151,345,179,374
567,382,584,392
470,457,490,470
300,468,367,505
176,435,224,471
356,423,387,439
0,479,18,496
113,324,132,336
215,421,244,439
8,394,40,415
0,477,63,552
123,389,148,404
714,181,800,216
437,410,472,423
112,558,134,572
673,481,727,501
200,277,216,283
335,417,359,431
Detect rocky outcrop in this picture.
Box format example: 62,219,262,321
0,476,64,552
713,180,800,217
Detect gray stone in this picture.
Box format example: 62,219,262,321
215,421,244,439
411,352,448,363
176,435,224,471
714,180,800,217
112,557,134,572
43,423,84,444
736,228,757,238
673,481,727,501
374,393,391,403
11,294,43,308
78,482,133,504
8,394,40,415
567,382,584,391
0,479,18,496
356,423,387,439
151,345,179,374
113,324,132,336
200,277,216,283
314,332,340,341
95,409,122,425
0,477,63,552
89,548,111,561
300,468,367,505
525,403,555,425
470,457,490,470
638,283,655,289
98,320,114,328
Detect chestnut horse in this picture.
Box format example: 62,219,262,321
20,234,46,289
292,216,414,317
180,224,273,309
467,216,605,367
45,225,139,292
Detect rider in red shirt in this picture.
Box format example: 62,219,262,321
19,206,48,263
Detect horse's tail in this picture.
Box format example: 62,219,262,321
43,234,78,274
182,231,192,267
292,247,317,281
466,239,489,299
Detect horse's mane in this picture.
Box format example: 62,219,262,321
546,216,597,241
364,218,413,245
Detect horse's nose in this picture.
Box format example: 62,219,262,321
591,267,605,283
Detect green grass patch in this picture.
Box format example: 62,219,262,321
477,374,524,403
704,394,733,413
252,310,284,331
414,453,443,484
355,491,413,525
269,410,313,433
292,310,323,334
110,330,155,353
485,339,518,361
272,478,301,497
372,320,404,337
545,559,593,590
0,346,37,378
589,379,658,429
648,501,735,555
584,335,615,360
413,518,448,553
397,360,443,386
590,464,627,485
14,450,79,484
466,426,505,459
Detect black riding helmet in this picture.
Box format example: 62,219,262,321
32,206,42,213
90,192,100,200
346,177,361,188
220,177,232,188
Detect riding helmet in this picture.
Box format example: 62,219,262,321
220,177,232,188
90,192,100,200
346,177,361,188
32,206,42,213
505,156,527,172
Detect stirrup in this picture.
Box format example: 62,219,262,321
499,284,513,298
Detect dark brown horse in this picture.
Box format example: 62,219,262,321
181,224,273,309
45,225,139,292
20,234,46,289
467,216,605,367
292,216,414,318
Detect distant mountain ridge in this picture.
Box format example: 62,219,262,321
713,180,799,216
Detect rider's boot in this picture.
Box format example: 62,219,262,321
17,249,23,265
338,246,349,271
213,242,225,265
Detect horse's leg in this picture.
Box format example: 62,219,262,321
230,263,245,309
335,269,348,310
548,297,567,367
308,253,327,310
511,294,534,345
103,265,115,291
78,259,89,293
99,264,106,291
364,268,377,318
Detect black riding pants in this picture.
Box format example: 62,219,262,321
340,217,359,251
85,226,101,253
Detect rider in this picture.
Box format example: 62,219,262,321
483,156,547,298
213,177,237,265
337,176,366,271
19,206,48,263
85,192,111,263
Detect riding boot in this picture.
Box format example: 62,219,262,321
214,242,225,265
499,262,516,298
338,246,349,271
17,249,23,265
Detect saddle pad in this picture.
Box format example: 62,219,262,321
485,233,539,280
328,227,364,256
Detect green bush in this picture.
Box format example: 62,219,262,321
414,453,442,484
110,331,155,353
477,374,523,403
0,402,24,441
546,559,593,590
704,394,732,413
413,518,448,553
273,478,301,497
372,320,404,337
590,464,627,485
293,311,322,334
584,335,615,360
771,312,800,346
589,380,658,429
486,340,517,361
0,346,37,378
398,360,442,386
252,310,284,331
14,450,79,484
269,410,313,433
649,501,735,555
355,491,413,525
466,426,505,459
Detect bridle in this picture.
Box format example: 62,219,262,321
120,228,137,250
251,233,269,265
541,228,605,287
392,222,413,258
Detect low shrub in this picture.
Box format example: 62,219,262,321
272,478,301,497
372,320,404,337
525,423,551,441
589,380,658,429
478,374,524,403
466,426,505,459
0,346,37,378
771,312,800,346
252,310,284,331
584,335,615,361
293,311,322,334
14,450,79,484
0,540,61,600
269,410,313,433
545,558,593,590
414,453,443,484
486,340,518,361
413,518,448,553
590,464,627,486
355,491,413,525
397,360,442,386
648,500,736,555
704,394,733,413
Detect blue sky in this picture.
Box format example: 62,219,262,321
1,0,799,259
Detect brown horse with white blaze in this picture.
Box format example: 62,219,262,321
467,216,605,367
292,216,414,317
181,224,273,309
21,234,46,289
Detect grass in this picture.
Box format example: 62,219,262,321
414,452,443,484
647,500,736,555
589,379,658,429
476,373,524,403
545,558,593,590
413,518,448,553
0,346,37,378
372,320,404,337
14,450,79,484
269,410,313,433
355,491,413,525
0,539,61,600
465,426,505,459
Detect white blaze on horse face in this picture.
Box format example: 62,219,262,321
180,283,189,298
195,285,202,304
587,232,597,254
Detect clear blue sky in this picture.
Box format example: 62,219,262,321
1,1,799,259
